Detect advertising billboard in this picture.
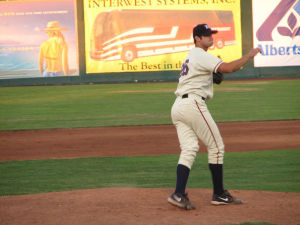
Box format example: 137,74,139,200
84,0,242,73
253,0,300,67
0,0,78,79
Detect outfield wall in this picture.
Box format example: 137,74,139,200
0,0,299,87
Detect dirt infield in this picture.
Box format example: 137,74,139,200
1,188,300,225
1,120,300,225
1,120,300,161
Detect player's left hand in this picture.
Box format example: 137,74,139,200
213,71,224,84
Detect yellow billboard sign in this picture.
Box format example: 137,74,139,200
84,0,242,73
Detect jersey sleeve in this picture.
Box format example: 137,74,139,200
199,52,223,73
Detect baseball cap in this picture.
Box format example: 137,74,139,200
193,24,218,37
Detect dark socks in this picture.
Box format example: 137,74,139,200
175,164,190,194
209,163,224,195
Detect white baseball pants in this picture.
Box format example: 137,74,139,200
171,94,225,169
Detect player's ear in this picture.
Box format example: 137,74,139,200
195,36,201,42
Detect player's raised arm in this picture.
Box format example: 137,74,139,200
217,47,261,73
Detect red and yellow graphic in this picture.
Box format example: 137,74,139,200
84,0,242,73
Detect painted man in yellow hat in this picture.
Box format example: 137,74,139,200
39,21,69,77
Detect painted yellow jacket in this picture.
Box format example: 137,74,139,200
39,37,69,75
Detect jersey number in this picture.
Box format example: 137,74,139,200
180,59,189,77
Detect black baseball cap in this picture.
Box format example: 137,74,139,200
193,24,218,37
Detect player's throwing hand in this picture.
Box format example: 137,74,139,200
247,47,262,58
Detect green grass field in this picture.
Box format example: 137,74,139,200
0,79,300,198
0,79,299,130
0,149,299,196
0,80,299,225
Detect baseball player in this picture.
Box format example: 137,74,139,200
168,24,261,210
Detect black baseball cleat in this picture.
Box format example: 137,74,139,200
211,190,243,205
168,193,196,210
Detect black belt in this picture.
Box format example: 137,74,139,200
182,94,206,101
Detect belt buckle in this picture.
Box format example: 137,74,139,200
182,94,205,101
182,94,188,99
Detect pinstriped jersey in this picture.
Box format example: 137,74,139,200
175,47,223,100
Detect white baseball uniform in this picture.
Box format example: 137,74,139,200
171,47,224,169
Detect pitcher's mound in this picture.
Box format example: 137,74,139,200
1,188,299,225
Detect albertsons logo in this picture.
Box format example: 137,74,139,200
256,0,300,57
257,0,300,41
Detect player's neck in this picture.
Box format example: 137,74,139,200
195,45,208,52
195,41,208,51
